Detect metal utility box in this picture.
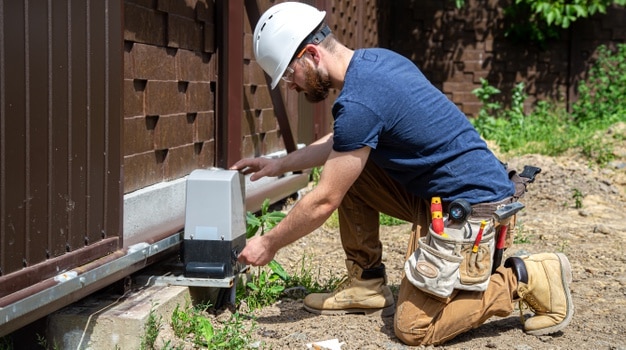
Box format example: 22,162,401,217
183,169,246,279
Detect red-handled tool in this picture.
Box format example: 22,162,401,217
472,220,487,253
431,197,448,237
491,224,508,274
491,202,525,273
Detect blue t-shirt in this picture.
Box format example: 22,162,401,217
332,48,514,204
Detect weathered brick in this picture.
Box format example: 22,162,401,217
258,108,277,134
164,144,196,180
196,0,213,23
241,108,258,137
145,81,186,115
186,82,213,112
242,134,261,158
176,49,212,81
461,102,482,117
451,91,478,104
194,140,215,169
262,130,285,155
124,116,154,155
123,151,164,193
243,33,254,61
442,81,474,94
124,42,134,79
154,113,194,150
131,44,177,81
168,14,203,51
204,22,215,53
156,0,195,19
124,79,144,117
124,3,167,46
244,61,267,86
252,86,272,109
194,111,215,142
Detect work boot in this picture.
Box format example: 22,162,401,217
505,253,574,335
303,260,395,317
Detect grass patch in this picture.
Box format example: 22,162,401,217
471,44,626,166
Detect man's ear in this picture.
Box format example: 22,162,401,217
304,44,321,65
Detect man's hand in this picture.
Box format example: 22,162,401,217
230,157,283,181
237,235,276,266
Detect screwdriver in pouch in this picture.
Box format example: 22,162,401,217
431,197,448,237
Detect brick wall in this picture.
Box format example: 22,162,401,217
384,0,626,116
123,0,217,193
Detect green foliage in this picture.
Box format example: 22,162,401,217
140,307,162,350
170,302,255,349
572,188,585,209
246,198,286,239
471,45,626,166
239,263,287,310
573,44,626,128
283,255,343,295
310,166,323,186
379,213,408,226
36,335,59,350
490,0,626,47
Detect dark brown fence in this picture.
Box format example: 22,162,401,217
0,0,122,311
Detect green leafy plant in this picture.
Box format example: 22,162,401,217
572,188,584,209
379,213,408,226
513,224,532,244
140,306,162,350
241,198,289,310
36,335,59,350
471,48,625,167
573,44,626,128
246,198,286,239
170,302,255,349
240,264,286,310
504,0,626,47
283,255,343,296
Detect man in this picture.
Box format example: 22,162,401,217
232,2,574,346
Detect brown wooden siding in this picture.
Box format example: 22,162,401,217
123,0,218,193
0,0,122,288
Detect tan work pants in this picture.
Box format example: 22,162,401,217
338,160,518,346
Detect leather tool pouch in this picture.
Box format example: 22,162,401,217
405,219,495,298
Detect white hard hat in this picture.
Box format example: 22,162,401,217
253,2,326,89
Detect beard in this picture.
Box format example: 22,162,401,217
301,62,331,103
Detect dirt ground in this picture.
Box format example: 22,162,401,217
161,124,626,349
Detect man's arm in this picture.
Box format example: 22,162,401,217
230,133,333,181
237,146,371,266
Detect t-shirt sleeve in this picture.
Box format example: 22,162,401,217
332,100,384,152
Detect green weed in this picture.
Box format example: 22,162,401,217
572,188,584,209
170,302,255,349
283,255,343,296
472,45,626,167
140,306,162,350
513,224,532,244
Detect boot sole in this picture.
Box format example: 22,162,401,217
303,303,395,317
526,253,575,336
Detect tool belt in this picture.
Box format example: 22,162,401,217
404,165,540,299
405,220,496,298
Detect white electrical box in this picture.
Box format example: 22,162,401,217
183,169,246,278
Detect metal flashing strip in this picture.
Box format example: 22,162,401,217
0,233,181,335
147,265,249,289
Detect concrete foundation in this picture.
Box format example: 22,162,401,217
47,285,191,350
